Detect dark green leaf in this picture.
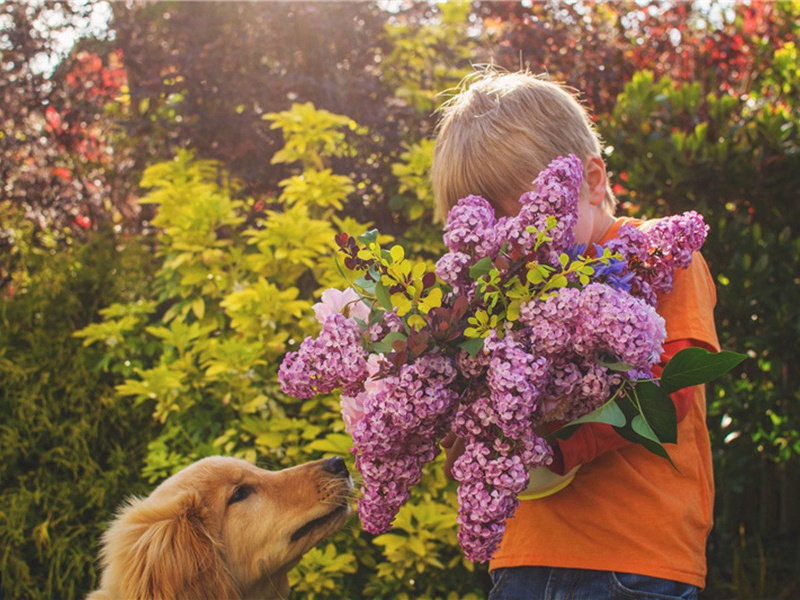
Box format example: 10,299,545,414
553,399,626,439
634,381,677,444
469,257,494,280
374,282,392,311
614,419,676,467
660,348,747,394
371,331,407,354
458,337,484,358
609,394,678,468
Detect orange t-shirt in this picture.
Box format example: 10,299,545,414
490,217,721,588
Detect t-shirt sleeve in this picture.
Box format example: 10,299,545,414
657,251,720,351
548,251,720,475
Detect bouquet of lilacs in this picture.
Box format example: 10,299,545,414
279,155,744,562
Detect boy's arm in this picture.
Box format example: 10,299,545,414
546,338,715,476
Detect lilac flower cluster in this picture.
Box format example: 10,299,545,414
604,211,708,304
278,154,709,564
450,331,553,561
442,195,501,259
278,313,368,398
499,154,583,259
352,354,459,533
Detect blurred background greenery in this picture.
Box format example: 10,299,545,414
1,1,798,598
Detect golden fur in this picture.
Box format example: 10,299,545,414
88,456,353,600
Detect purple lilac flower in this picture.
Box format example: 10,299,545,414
605,225,649,263
500,155,583,259
486,337,549,438
278,313,368,398
352,354,460,534
540,358,584,423
645,211,709,294
436,251,475,298
443,195,500,259
602,212,708,303
456,348,490,379
648,211,708,271
451,430,551,562
518,287,581,358
572,283,666,370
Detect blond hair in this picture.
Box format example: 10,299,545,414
431,70,616,219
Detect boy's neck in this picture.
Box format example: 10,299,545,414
591,210,617,245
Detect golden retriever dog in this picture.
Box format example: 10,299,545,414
88,455,353,600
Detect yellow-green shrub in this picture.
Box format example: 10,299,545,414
76,103,488,598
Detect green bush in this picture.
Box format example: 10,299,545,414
599,41,799,597
0,204,156,598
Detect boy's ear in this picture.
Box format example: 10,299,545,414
584,154,607,206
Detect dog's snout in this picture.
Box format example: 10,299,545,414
321,456,349,478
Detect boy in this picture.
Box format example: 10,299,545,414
432,70,719,599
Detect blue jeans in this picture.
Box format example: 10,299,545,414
489,567,699,600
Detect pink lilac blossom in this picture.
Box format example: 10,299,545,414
446,331,554,561
443,195,500,259
436,251,474,297
603,212,708,304
485,335,549,439
518,287,581,358
456,348,490,379
498,154,583,260
451,431,551,562
572,283,666,370
312,287,371,324
278,312,368,398
645,212,708,294
352,354,459,533
368,310,404,343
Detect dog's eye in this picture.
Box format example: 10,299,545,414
228,484,255,505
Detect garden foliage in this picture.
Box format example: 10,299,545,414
0,203,154,598
1,1,799,598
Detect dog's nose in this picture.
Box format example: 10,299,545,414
321,456,349,478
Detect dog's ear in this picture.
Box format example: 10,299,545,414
98,490,237,600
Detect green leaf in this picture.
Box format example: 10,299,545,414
597,359,636,372
630,415,673,461
468,257,494,280
305,434,353,455
660,348,747,394
358,229,379,246
506,301,521,322
354,274,377,295
634,381,677,444
611,398,677,468
374,282,393,311
406,536,427,557
458,337,484,358
371,331,407,354
554,399,626,439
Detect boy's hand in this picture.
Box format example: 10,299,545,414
441,432,466,480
